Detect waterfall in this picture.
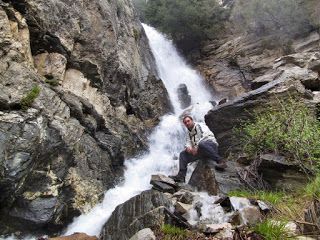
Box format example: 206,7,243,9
64,24,215,237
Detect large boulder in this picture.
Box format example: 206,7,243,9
188,160,220,195
257,154,309,190
100,190,174,240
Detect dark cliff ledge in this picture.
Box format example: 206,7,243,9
0,0,170,236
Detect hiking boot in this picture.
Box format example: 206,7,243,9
168,174,185,183
215,159,227,171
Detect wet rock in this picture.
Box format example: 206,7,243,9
151,181,176,194
129,228,156,240
150,174,177,194
101,190,174,240
177,84,191,109
49,233,98,240
214,161,244,194
150,174,176,187
229,197,251,211
9,197,60,229
175,202,193,215
173,190,194,204
189,160,219,195
258,154,309,190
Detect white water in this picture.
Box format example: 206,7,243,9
2,25,216,239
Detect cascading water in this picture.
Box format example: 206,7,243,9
61,24,217,237
3,25,219,240
64,24,217,237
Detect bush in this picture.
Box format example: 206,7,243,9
20,85,41,110
305,175,320,199
231,0,314,47
237,97,320,170
253,220,292,240
161,224,187,237
133,0,229,53
229,190,284,205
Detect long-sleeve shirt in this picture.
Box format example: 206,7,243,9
185,122,218,148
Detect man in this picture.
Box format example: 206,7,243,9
169,115,227,183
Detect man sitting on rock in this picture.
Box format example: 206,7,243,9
169,115,227,183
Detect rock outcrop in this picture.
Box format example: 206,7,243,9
0,0,170,235
196,30,320,100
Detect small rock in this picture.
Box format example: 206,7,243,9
175,202,193,215
150,174,176,187
257,200,271,212
214,227,234,239
239,206,262,225
227,211,241,225
129,228,156,240
203,222,232,234
284,221,299,236
229,197,251,211
151,181,175,194
176,191,194,204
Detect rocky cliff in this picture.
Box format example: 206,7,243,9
0,0,170,235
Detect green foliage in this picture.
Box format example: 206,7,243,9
231,0,314,47
228,190,284,205
238,98,320,169
133,28,140,41
45,79,59,86
253,219,292,240
161,224,187,239
305,175,320,199
134,0,229,53
20,85,41,110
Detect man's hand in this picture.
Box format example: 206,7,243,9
186,147,193,154
191,147,198,156
186,147,198,156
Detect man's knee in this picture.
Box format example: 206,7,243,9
198,140,217,151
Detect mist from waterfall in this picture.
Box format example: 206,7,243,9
63,24,215,236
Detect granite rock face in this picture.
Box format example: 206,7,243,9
0,0,170,235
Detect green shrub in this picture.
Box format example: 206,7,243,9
161,224,187,239
305,175,320,199
134,0,229,53
231,0,314,48
133,28,140,41
20,85,41,110
253,219,292,240
229,190,284,205
238,97,320,170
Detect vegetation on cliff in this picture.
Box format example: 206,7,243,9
134,0,318,54
133,0,228,53
238,98,320,171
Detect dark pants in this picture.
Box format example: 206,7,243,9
177,140,222,177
